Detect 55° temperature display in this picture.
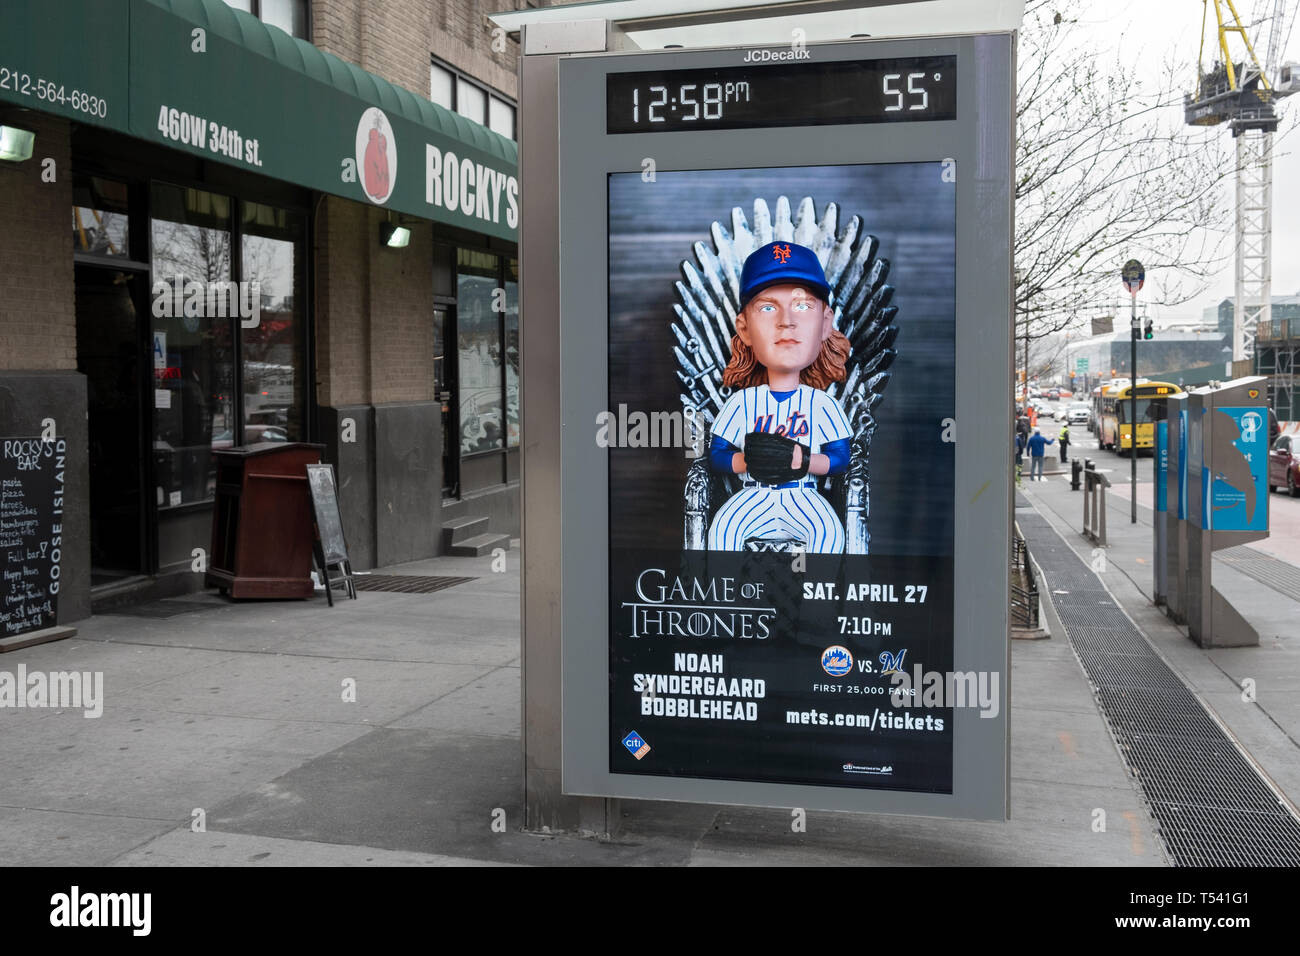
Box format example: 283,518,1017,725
606,56,956,133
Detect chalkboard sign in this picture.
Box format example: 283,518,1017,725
1,436,66,635
305,463,355,604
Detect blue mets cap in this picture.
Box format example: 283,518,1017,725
739,241,831,309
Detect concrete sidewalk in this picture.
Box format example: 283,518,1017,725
1,542,1168,866
1020,460,1300,816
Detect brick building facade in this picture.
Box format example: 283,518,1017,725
0,0,560,631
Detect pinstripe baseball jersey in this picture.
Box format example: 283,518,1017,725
712,384,852,477
707,384,853,553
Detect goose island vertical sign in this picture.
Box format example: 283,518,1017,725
1,437,67,636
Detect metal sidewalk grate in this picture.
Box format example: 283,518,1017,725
352,574,477,594
1215,545,1300,602
1016,511,1300,866
1120,734,1287,813
1068,627,1160,656
1095,687,1225,740
1074,651,1196,691
1056,603,1137,633
1151,803,1300,867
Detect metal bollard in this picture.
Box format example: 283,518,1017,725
1081,459,1110,546
1071,458,1082,491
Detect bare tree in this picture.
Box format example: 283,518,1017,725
1014,0,1235,355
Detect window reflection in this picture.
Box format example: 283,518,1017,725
151,184,234,508
505,262,519,448
241,202,306,442
458,250,502,455
72,176,129,257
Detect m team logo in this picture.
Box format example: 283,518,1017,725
355,107,397,204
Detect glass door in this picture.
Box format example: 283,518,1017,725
435,306,458,497
75,266,149,583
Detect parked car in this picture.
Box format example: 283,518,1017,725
247,424,288,444
1269,434,1300,496
210,425,288,448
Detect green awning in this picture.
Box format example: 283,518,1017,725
0,0,519,240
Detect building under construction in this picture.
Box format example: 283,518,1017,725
1184,0,1299,363
1256,294,1300,420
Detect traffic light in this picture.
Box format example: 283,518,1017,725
1143,318,1153,340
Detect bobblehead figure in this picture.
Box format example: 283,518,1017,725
707,241,853,554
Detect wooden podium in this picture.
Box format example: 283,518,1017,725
206,442,324,599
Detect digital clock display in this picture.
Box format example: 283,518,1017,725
606,56,956,133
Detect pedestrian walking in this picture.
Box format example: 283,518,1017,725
1027,428,1054,481
1058,423,1070,462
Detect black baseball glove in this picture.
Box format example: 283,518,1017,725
743,431,811,485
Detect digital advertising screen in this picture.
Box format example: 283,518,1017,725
554,34,1012,818
605,163,956,792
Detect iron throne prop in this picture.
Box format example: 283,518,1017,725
678,196,899,554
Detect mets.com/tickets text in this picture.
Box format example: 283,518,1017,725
786,707,945,732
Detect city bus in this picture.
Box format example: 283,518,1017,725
1098,381,1184,455
1089,380,1126,434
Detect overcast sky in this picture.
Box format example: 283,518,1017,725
1070,0,1299,323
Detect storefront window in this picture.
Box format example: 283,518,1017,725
241,201,306,442
458,249,503,455
150,184,234,508
72,176,130,258
505,259,519,448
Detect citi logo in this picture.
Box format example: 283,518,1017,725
742,48,812,63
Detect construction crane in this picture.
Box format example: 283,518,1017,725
1185,0,1299,361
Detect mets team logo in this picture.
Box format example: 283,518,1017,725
772,243,792,263
821,645,853,677
753,410,810,438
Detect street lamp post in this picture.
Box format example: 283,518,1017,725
1121,259,1145,525
1015,269,1029,400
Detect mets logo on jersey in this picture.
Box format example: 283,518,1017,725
821,645,853,677
772,243,792,263
754,410,809,438
622,731,651,760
